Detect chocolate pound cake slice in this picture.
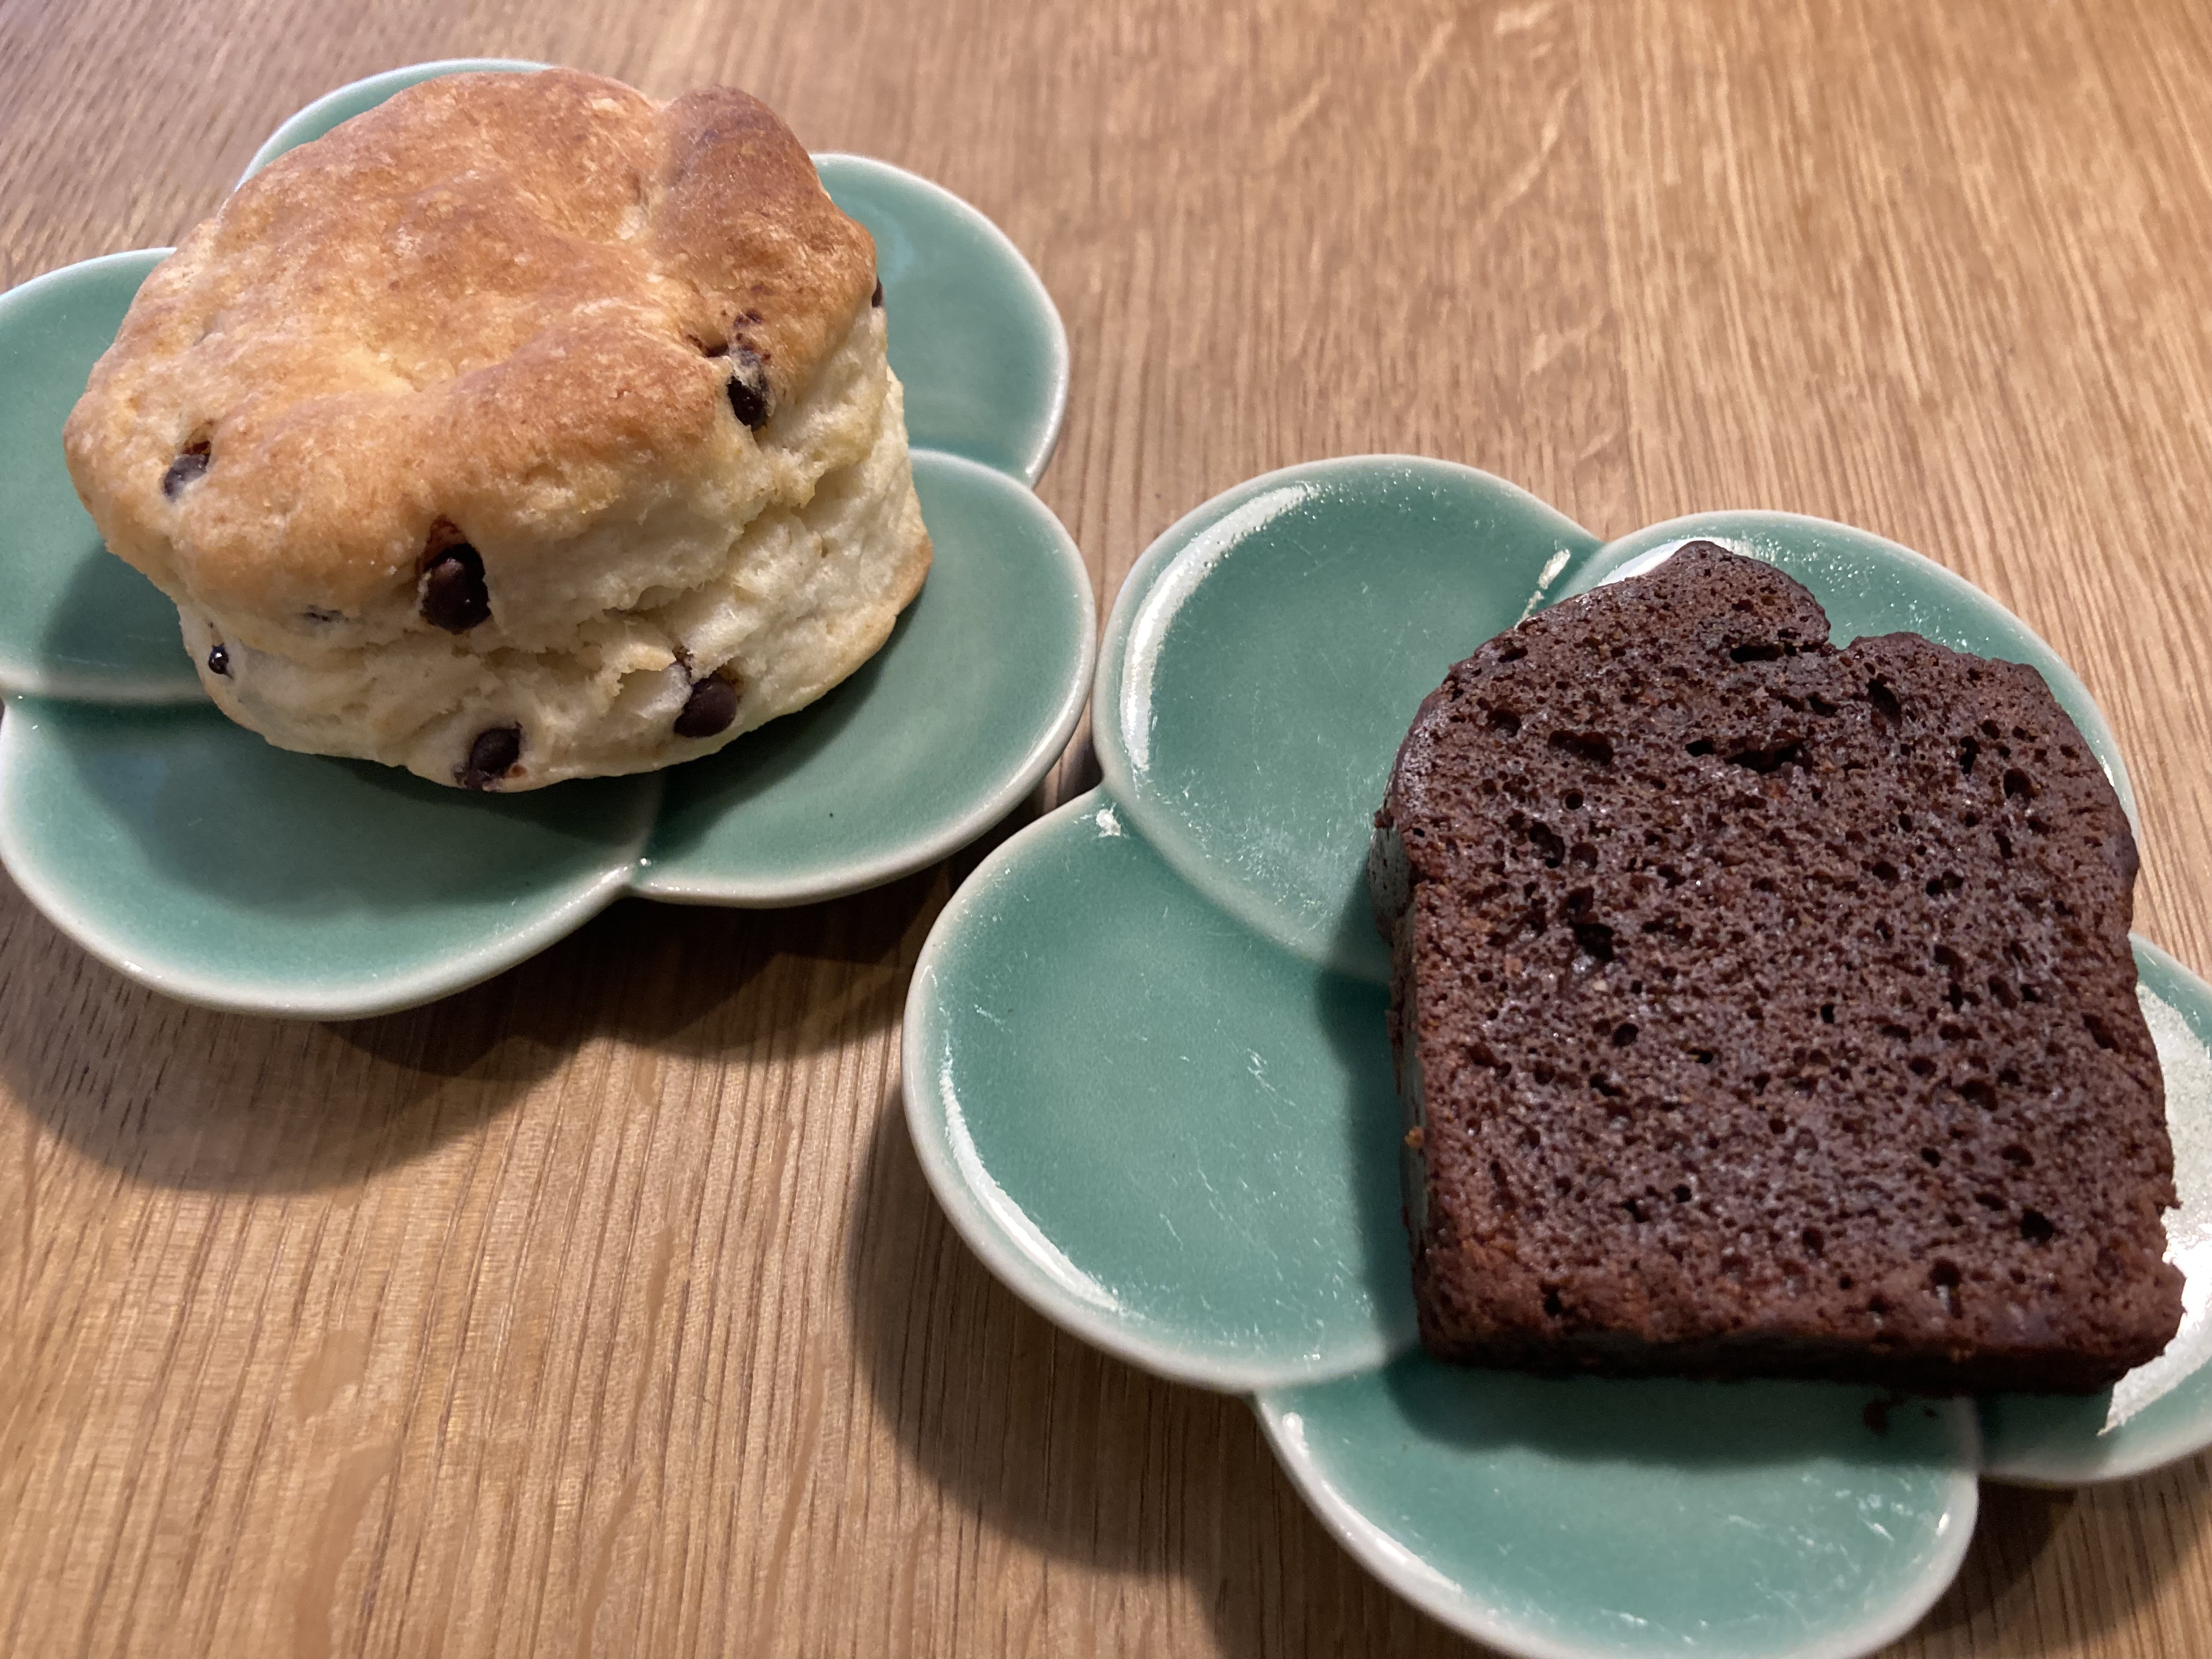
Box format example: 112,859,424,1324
1372,542,2182,1393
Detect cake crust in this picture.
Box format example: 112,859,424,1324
1373,543,2183,1393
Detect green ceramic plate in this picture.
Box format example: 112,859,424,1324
0,64,1089,1017
905,456,2212,1658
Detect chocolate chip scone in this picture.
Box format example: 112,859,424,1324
64,68,929,791
1370,541,2182,1393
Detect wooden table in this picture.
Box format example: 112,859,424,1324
4,1,2211,1653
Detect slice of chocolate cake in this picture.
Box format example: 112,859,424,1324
1371,541,2182,1393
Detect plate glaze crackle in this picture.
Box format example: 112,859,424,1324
0,60,1094,1019
904,455,2212,1659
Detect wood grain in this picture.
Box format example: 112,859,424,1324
4,0,2211,1653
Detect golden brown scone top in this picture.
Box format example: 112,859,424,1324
64,69,877,623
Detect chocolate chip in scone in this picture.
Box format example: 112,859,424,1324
161,439,211,498
457,724,523,791
726,346,772,428
674,674,739,738
206,642,230,676
420,539,492,633
871,277,884,308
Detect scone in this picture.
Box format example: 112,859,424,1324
63,68,930,791
1371,543,2182,1392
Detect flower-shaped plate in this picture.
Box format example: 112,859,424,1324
0,63,1092,1018
904,456,2212,1658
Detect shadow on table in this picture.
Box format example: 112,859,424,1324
842,1096,1495,1659
1916,1463,2212,1652
0,785,1041,1195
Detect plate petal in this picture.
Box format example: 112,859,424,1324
904,790,1419,1390
1092,456,1602,980
1258,1356,1979,1659
633,452,1093,905
0,250,200,704
814,154,1069,483
0,696,656,1018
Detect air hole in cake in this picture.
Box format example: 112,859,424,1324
2020,1209,2057,1244
1921,1147,1942,1166
1497,642,1527,663
1867,679,1904,725
1908,1057,1936,1077
1928,871,1965,897
1808,693,1839,716
1487,706,1521,737
161,436,211,498
1976,1191,2007,1211
1527,821,1565,865
1989,977,2018,1009
2083,1013,2118,1050
1998,1066,2022,1086
1730,640,1787,663
1542,1288,1565,1318
1571,920,1615,963
1564,789,1583,810
1931,1262,1964,1314
1685,738,1716,757
1802,1227,1825,1257
2004,767,2037,799
1871,860,1900,883
1673,1184,1692,1202
1820,1002,1836,1024
2002,1143,2034,1167
1959,736,1980,775
1960,1079,1997,1110
1611,1022,1638,1047
1548,730,1615,766
1946,981,1968,1011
